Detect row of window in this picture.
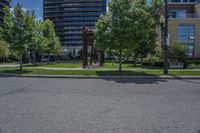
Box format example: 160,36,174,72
45,2,102,6
56,26,94,29
52,17,99,22
45,7,102,12
44,11,101,16
55,21,96,25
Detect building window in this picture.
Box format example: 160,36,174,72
171,10,187,18
178,25,195,57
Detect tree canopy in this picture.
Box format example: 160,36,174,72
95,0,161,71
0,3,61,70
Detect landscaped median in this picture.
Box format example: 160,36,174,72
1,67,200,77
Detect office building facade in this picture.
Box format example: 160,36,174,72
43,0,107,56
158,0,200,58
0,0,9,26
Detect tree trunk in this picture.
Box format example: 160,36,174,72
33,52,36,65
99,50,104,66
4,56,6,63
90,46,93,65
134,55,137,66
48,54,50,64
28,50,31,64
19,52,23,71
119,49,122,72
140,56,143,66
112,57,114,65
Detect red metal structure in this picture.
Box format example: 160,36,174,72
82,27,104,68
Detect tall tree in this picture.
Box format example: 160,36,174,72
0,40,9,62
0,3,41,70
31,21,46,64
11,3,32,70
0,6,13,45
95,0,133,71
25,11,45,64
95,0,154,71
42,19,61,63
131,0,159,64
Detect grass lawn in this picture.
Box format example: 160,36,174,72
24,62,143,69
1,67,200,76
24,63,81,68
103,62,142,69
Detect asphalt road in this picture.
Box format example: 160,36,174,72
0,76,200,133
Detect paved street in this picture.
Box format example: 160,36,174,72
0,76,200,133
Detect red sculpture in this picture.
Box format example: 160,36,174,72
82,27,104,68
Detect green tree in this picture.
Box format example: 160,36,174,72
0,40,9,62
32,21,47,64
95,0,155,71
25,11,45,64
95,0,132,71
0,3,33,70
169,43,189,63
42,19,61,63
11,3,32,70
0,6,13,45
131,0,160,64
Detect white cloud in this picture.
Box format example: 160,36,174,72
10,7,30,12
22,7,29,12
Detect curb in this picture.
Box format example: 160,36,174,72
1,73,200,79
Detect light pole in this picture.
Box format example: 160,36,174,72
160,15,165,50
164,0,169,75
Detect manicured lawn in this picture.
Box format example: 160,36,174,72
103,62,142,69
25,62,143,69
25,63,81,68
1,67,200,76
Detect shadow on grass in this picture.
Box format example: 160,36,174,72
24,64,42,67
126,64,142,68
96,70,167,84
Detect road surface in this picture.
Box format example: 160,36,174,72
0,76,200,133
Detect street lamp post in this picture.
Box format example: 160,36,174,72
164,0,169,75
160,15,165,50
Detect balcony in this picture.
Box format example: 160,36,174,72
167,0,197,4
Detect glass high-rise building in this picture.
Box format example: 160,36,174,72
0,0,9,26
43,0,107,55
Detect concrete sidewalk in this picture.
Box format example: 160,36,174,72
0,63,19,68
1,63,200,71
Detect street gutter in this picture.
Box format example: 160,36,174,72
1,73,200,79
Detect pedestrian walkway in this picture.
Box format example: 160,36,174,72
0,63,19,68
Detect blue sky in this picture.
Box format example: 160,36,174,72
11,0,43,20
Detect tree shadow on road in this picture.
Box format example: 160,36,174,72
96,71,168,84
168,74,200,85
0,69,33,78
99,77,168,84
